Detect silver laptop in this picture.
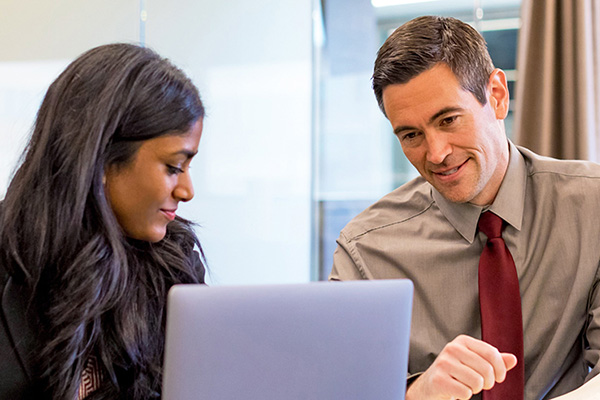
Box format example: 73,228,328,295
163,279,413,400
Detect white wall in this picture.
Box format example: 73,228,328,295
0,0,140,199
0,0,313,285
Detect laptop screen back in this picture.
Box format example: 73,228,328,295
163,279,413,400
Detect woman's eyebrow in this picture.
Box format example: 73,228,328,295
171,149,198,159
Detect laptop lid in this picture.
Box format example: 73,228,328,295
163,279,413,400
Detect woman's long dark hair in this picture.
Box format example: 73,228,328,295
0,43,205,399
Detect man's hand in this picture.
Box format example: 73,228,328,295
406,335,518,400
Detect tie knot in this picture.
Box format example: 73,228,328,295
478,211,504,239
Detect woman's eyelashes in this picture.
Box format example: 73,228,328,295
166,164,185,175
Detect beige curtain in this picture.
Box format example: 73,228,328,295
514,0,600,161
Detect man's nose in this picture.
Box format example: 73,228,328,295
425,131,452,165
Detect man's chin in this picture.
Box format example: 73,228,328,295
433,186,474,204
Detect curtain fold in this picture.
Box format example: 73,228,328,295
514,0,600,161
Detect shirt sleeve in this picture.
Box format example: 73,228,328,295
330,232,424,387
584,261,600,381
329,233,367,281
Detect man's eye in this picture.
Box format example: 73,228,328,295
441,116,458,126
402,131,420,141
167,165,184,175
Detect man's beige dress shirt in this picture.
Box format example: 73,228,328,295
330,141,600,399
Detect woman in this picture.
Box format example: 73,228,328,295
0,43,206,399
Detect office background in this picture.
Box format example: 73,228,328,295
0,0,597,285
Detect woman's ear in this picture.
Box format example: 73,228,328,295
488,68,510,119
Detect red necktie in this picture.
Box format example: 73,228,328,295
478,211,524,400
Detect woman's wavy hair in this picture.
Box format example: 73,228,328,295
0,43,205,399
372,15,495,117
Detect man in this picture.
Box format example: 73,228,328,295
330,16,600,400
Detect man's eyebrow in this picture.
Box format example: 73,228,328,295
393,107,464,135
429,107,463,124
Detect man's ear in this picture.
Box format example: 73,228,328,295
488,68,510,119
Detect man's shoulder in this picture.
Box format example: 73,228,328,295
519,146,600,180
340,176,434,241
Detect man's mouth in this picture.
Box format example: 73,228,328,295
433,159,468,177
438,166,460,176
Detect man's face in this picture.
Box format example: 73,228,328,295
382,63,510,206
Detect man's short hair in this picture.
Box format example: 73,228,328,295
372,15,495,116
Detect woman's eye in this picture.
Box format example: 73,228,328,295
167,165,184,175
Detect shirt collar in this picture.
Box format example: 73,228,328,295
432,140,527,243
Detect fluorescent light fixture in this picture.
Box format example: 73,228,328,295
371,0,438,7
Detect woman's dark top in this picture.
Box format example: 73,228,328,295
0,221,205,399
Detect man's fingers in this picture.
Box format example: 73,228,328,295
499,353,518,378
443,340,495,392
457,336,507,385
406,336,519,400
485,352,517,384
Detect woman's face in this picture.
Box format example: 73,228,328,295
104,119,203,242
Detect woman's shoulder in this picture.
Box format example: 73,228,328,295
0,260,46,399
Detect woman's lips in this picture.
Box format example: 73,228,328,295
160,209,177,221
